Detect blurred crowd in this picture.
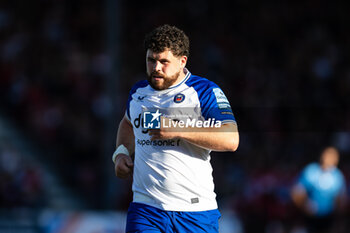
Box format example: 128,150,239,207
0,143,45,208
0,0,107,208
1,0,350,232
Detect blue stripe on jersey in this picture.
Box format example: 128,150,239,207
185,75,235,123
126,80,149,119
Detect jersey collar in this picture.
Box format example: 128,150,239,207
167,68,191,89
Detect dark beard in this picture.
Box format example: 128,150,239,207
147,71,180,90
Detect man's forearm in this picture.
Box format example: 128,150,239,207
116,116,135,155
178,123,239,152
114,115,135,179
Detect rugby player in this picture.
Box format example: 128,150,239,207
113,24,239,232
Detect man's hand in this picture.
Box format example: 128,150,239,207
148,128,179,140
114,154,134,179
148,117,179,140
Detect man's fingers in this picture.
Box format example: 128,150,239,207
149,130,159,140
125,156,134,167
148,129,159,136
115,156,133,178
115,164,131,178
119,161,131,171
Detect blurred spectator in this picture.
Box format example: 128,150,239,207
290,147,347,233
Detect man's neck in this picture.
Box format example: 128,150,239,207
171,68,187,87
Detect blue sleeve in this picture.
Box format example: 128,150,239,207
298,168,308,187
186,76,236,123
298,164,314,191
126,80,148,119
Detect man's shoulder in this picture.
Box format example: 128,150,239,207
185,74,220,90
301,163,320,179
304,163,320,172
130,80,149,93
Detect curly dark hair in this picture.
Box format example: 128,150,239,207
144,24,190,57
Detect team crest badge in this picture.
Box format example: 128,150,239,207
174,93,185,103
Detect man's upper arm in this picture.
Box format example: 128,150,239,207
120,114,133,130
197,83,236,125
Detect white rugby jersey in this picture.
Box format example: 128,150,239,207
125,69,236,211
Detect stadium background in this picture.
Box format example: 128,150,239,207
1,0,350,232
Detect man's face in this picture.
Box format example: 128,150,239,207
320,147,339,169
146,49,187,90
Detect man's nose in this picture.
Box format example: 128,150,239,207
153,61,162,72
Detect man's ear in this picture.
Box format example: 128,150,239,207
180,56,188,68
